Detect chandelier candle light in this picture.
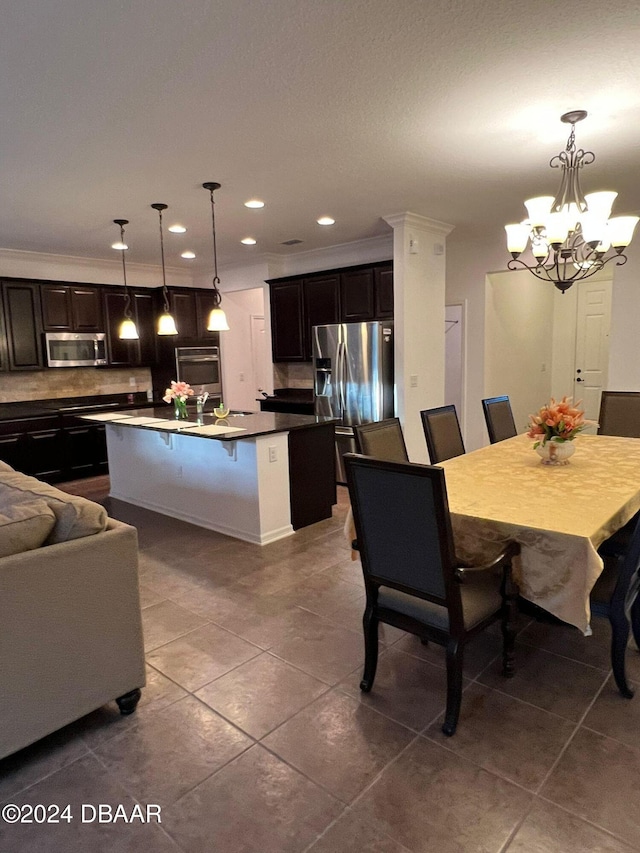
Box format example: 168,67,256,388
113,219,139,340
202,182,230,331
505,111,639,293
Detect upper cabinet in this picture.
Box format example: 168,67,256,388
103,288,157,367
270,281,306,362
267,262,393,362
42,284,103,332
1,280,44,370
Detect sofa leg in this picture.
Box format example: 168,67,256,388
116,688,142,715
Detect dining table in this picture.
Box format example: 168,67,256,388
345,432,640,692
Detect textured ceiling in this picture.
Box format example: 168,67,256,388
2,0,640,275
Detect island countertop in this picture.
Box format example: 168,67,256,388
81,407,335,441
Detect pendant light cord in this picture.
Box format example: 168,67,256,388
157,207,169,312
209,186,222,308
118,222,133,320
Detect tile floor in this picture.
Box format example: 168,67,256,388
2,479,640,852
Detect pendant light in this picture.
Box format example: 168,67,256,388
113,219,139,340
202,182,230,331
151,203,179,335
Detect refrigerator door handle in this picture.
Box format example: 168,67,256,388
338,341,347,415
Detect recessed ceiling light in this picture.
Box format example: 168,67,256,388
168,224,187,233
244,199,265,209
111,241,128,250
181,250,196,259
317,216,335,226
241,237,257,245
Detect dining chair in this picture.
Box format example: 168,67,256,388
420,405,466,464
482,396,517,444
353,418,409,462
593,515,640,698
344,452,520,736
598,391,640,438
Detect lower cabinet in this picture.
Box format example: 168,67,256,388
0,416,108,483
63,422,108,479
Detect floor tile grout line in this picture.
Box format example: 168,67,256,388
532,666,611,796
534,790,640,849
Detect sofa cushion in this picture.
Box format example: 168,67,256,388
0,475,107,544
0,500,56,557
0,460,15,473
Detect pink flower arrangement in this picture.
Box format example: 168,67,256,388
163,381,194,419
162,381,194,404
527,396,590,448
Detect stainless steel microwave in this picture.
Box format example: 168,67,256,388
44,332,108,367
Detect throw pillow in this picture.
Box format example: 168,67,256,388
0,500,56,558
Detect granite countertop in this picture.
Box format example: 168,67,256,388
83,408,335,441
257,388,314,403
0,392,158,422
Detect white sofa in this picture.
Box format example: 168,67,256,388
0,461,146,760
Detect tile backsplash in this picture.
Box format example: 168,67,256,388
273,362,313,389
0,367,153,403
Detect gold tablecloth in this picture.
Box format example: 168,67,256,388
345,434,640,633
439,434,640,632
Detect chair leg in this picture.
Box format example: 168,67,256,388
360,606,379,693
631,594,640,651
609,560,636,698
610,602,634,699
442,638,464,737
501,572,519,678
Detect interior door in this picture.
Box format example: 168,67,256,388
250,315,271,397
574,279,612,426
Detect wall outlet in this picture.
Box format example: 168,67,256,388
176,465,183,479
268,446,278,463
410,374,418,388
129,376,136,387
239,372,245,382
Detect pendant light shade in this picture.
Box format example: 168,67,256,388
207,307,230,332
113,219,139,341
151,203,178,336
202,182,229,331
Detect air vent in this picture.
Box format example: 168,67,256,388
280,238,303,246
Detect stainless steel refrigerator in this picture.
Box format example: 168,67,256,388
313,321,394,484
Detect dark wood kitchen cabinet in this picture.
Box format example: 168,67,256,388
340,267,375,321
270,281,306,362
41,284,103,331
267,261,393,362
0,416,64,482
374,264,394,318
103,288,157,366
1,280,44,370
303,274,340,359
163,288,221,341
62,417,108,478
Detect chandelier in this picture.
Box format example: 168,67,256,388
505,110,639,293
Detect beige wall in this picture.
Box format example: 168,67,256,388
484,269,554,436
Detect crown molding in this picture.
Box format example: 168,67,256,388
383,212,454,237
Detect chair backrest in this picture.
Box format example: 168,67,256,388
598,391,640,438
420,405,466,464
354,418,409,462
344,453,462,622
482,396,517,444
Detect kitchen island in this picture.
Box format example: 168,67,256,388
82,409,336,545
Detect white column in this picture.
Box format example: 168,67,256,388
383,212,454,462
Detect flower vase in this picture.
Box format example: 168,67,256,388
174,400,188,420
535,439,575,466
